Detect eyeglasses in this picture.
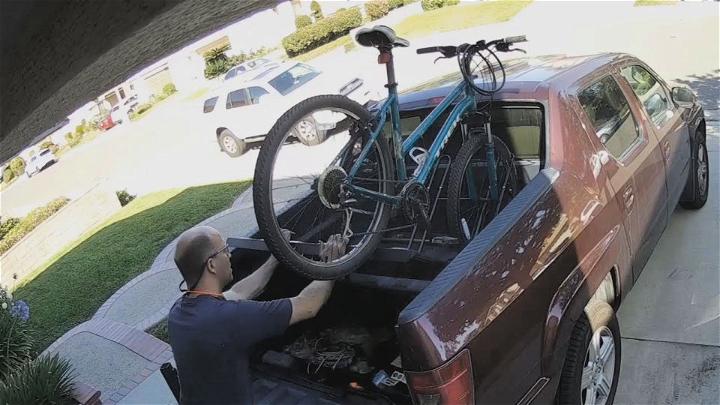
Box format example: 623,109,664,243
202,244,230,271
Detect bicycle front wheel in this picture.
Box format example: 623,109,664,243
253,95,392,280
446,135,518,243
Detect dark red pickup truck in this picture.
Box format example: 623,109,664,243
230,53,708,405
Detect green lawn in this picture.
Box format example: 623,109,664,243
395,1,532,38
14,181,250,352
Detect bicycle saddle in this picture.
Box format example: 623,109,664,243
355,25,409,49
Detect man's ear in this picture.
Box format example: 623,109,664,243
206,258,218,275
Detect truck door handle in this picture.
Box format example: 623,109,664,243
623,186,635,211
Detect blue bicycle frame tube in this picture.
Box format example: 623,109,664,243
347,94,395,179
400,82,467,155
415,95,474,183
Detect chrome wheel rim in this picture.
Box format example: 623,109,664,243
296,119,318,143
222,136,238,153
698,143,707,197
581,326,615,405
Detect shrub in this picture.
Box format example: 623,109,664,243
421,0,457,10
389,0,405,9
365,0,390,20
136,103,153,115
295,15,312,29
162,83,177,96
310,0,323,20
0,218,20,240
0,197,69,256
0,288,33,380
3,168,15,184
9,157,25,178
64,131,82,147
116,189,136,206
39,139,59,155
0,353,76,404
282,7,363,56
203,44,233,79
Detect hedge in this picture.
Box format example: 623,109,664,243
282,7,363,57
3,168,15,184
421,0,459,11
295,15,312,29
365,0,390,20
9,157,25,178
0,198,69,256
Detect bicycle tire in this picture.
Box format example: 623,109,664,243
253,94,393,280
446,134,518,242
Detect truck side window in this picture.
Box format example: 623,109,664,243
226,89,250,109
579,76,640,159
620,65,673,129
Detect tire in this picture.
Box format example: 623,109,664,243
446,135,518,242
291,116,327,146
680,129,709,210
218,129,246,157
253,94,392,280
557,301,621,405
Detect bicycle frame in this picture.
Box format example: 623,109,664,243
345,78,480,206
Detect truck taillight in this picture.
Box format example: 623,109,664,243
406,349,474,405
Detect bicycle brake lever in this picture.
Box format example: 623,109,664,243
509,48,527,54
433,56,445,64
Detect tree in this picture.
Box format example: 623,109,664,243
203,44,232,80
310,1,323,21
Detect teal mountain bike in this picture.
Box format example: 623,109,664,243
253,25,527,279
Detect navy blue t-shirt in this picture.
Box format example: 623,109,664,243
168,295,292,404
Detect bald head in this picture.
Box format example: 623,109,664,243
174,226,222,289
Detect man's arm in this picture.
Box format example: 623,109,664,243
223,256,279,301
288,233,346,324
289,281,334,325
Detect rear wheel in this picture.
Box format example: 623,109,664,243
680,129,708,209
446,135,518,242
558,301,621,405
219,130,246,157
253,95,392,280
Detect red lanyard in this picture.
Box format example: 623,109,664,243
184,290,225,299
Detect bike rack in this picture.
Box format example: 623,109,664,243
227,154,460,268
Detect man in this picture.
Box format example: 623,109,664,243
168,226,343,404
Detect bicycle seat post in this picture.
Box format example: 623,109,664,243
378,47,398,94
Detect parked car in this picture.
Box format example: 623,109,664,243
98,114,115,131
25,148,58,177
203,62,379,157
226,54,707,404
222,57,274,81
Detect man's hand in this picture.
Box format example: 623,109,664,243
319,234,348,262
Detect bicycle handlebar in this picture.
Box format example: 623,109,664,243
416,35,527,57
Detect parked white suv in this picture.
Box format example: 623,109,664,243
25,149,57,177
202,62,378,157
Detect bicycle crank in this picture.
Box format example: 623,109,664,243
400,180,430,228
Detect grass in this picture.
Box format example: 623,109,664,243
634,0,676,5
395,0,532,38
149,319,169,344
129,93,177,122
183,87,211,102
292,35,356,63
13,181,250,352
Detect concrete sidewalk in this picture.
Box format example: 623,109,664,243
42,192,261,404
